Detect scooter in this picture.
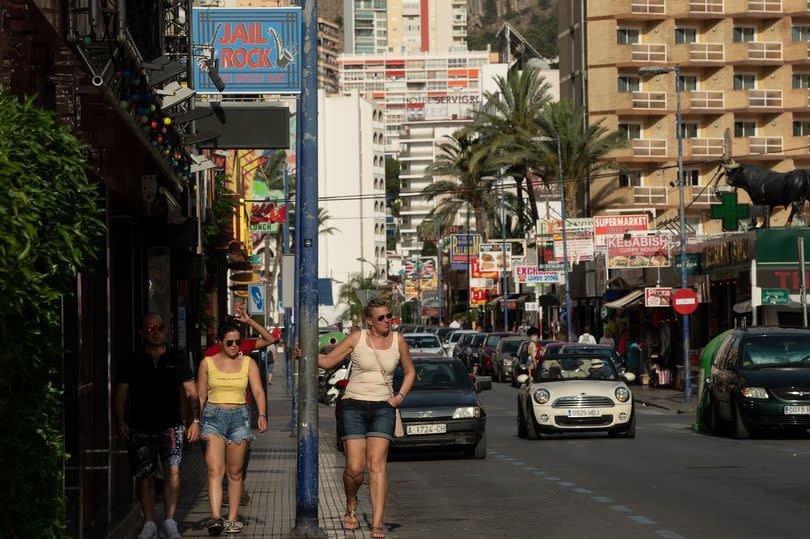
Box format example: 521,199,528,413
325,364,350,406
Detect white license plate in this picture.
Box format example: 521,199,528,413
567,409,601,417
784,405,810,415
406,423,447,435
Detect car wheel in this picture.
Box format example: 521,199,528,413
466,431,486,459
732,398,751,440
704,395,720,436
526,405,540,440
610,412,636,439
493,363,500,383
517,401,527,438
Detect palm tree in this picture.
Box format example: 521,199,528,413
465,67,553,231
421,131,500,240
337,272,378,325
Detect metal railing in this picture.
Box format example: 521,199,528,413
749,42,782,61
691,138,724,157
690,43,724,61
634,187,668,205
631,0,666,14
690,90,724,109
632,44,667,62
632,91,667,110
691,189,716,205
689,0,723,13
749,89,782,108
632,138,668,157
749,137,783,155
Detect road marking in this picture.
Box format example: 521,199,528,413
558,481,576,487
610,505,633,513
573,488,592,494
629,515,655,525
544,476,560,481
593,496,613,503
657,531,686,539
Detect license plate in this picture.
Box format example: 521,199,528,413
406,423,447,435
784,405,810,415
567,409,601,417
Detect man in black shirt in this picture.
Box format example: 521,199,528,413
114,313,200,539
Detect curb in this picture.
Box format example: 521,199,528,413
636,398,695,415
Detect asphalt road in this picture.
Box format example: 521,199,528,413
363,380,810,538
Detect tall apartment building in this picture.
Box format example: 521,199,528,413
344,0,468,55
559,0,810,231
318,18,342,94
317,89,387,323
338,50,491,153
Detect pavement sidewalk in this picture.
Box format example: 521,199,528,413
117,354,372,538
632,385,698,415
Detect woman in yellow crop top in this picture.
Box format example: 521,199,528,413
197,320,267,535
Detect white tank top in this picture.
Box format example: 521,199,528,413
343,329,401,402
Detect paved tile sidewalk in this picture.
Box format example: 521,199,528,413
633,385,697,415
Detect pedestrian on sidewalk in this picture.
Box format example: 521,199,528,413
578,325,597,344
318,298,416,539
203,305,278,509
114,313,201,539
198,319,268,535
527,328,541,379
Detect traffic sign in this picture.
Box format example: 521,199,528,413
525,301,539,312
761,288,789,305
248,284,266,315
672,288,698,315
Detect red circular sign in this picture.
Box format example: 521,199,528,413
672,288,699,315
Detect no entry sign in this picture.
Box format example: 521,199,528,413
672,288,699,315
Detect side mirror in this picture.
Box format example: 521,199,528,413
516,374,529,385
476,376,492,392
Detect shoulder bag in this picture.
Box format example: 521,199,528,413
368,331,405,438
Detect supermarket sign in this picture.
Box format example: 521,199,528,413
593,214,649,245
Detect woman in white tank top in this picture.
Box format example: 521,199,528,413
319,298,415,539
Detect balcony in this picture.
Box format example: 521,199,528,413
631,43,667,62
690,188,717,206
689,0,724,14
632,139,668,158
748,42,782,62
690,43,724,62
687,90,724,110
747,0,781,12
749,136,782,156
748,89,782,108
631,0,667,13
632,91,667,110
634,187,668,205
688,138,724,158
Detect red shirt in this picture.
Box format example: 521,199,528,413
204,338,258,358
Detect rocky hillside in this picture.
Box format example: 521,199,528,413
468,0,558,60
319,0,343,25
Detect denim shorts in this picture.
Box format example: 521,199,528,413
340,398,396,441
200,404,255,444
129,425,184,479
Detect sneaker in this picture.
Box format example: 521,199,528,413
224,520,245,534
207,518,224,536
162,518,181,539
137,521,158,539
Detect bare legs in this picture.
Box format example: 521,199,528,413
342,437,391,532
163,465,181,519
137,477,156,523
225,442,248,521
203,436,249,521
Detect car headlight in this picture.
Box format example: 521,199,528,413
453,406,481,418
741,387,769,399
533,389,550,404
615,387,631,403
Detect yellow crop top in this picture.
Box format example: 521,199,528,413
205,355,250,404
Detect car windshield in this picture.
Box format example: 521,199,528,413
472,335,486,346
393,361,473,391
450,331,469,343
499,340,523,354
486,335,503,347
534,356,620,382
405,335,441,349
741,335,810,367
543,345,563,356
436,328,453,340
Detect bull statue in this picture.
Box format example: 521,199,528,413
712,129,810,226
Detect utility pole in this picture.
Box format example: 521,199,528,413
293,0,324,536
283,165,292,390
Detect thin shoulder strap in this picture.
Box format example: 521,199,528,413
204,356,215,371
241,354,251,374
368,333,395,398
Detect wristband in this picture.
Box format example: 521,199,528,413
258,414,267,419
192,418,201,424
395,392,405,400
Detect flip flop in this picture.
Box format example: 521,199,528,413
343,510,358,530
371,526,386,538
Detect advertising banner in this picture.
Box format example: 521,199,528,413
645,287,672,307
450,233,481,271
470,257,498,279
192,8,302,94
553,218,594,262
607,235,671,269
593,214,649,245
514,265,562,284
402,257,437,300
479,243,512,273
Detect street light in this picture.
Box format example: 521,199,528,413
499,174,509,331
537,136,573,343
356,257,380,290
639,64,691,403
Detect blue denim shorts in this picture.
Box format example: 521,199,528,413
200,404,255,444
129,425,185,479
340,398,396,441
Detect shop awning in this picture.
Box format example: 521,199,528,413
604,289,644,310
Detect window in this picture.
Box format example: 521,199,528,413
793,73,810,89
733,26,755,43
680,122,699,138
793,26,810,41
794,119,810,136
733,74,756,90
618,123,641,139
617,27,640,45
617,75,640,92
684,169,700,187
679,75,698,91
734,120,757,137
675,28,697,44
619,172,642,187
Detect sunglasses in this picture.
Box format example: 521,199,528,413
225,339,242,347
376,313,393,322
144,323,164,333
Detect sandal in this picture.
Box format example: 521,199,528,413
342,510,358,530
207,518,224,536
371,526,386,538
224,520,244,534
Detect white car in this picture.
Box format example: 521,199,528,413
516,354,635,439
446,329,476,357
403,333,446,356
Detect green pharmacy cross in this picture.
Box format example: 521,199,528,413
710,191,749,231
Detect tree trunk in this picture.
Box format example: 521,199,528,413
524,171,540,224
474,203,489,242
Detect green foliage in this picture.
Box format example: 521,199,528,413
0,90,105,537
385,157,401,211
337,273,378,325
525,6,559,59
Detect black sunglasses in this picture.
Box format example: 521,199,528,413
225,339,242,347
376,312,393,321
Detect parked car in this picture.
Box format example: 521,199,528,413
492,336,529,383
704,327,810,439
465,333,488,372
540,342,566,356
435,327,454,344
448,329,476,358
516,354,635,439
403,333,445,356
398,325,416,334
479,332,515,375
391,355,490,458
511,339,557,386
